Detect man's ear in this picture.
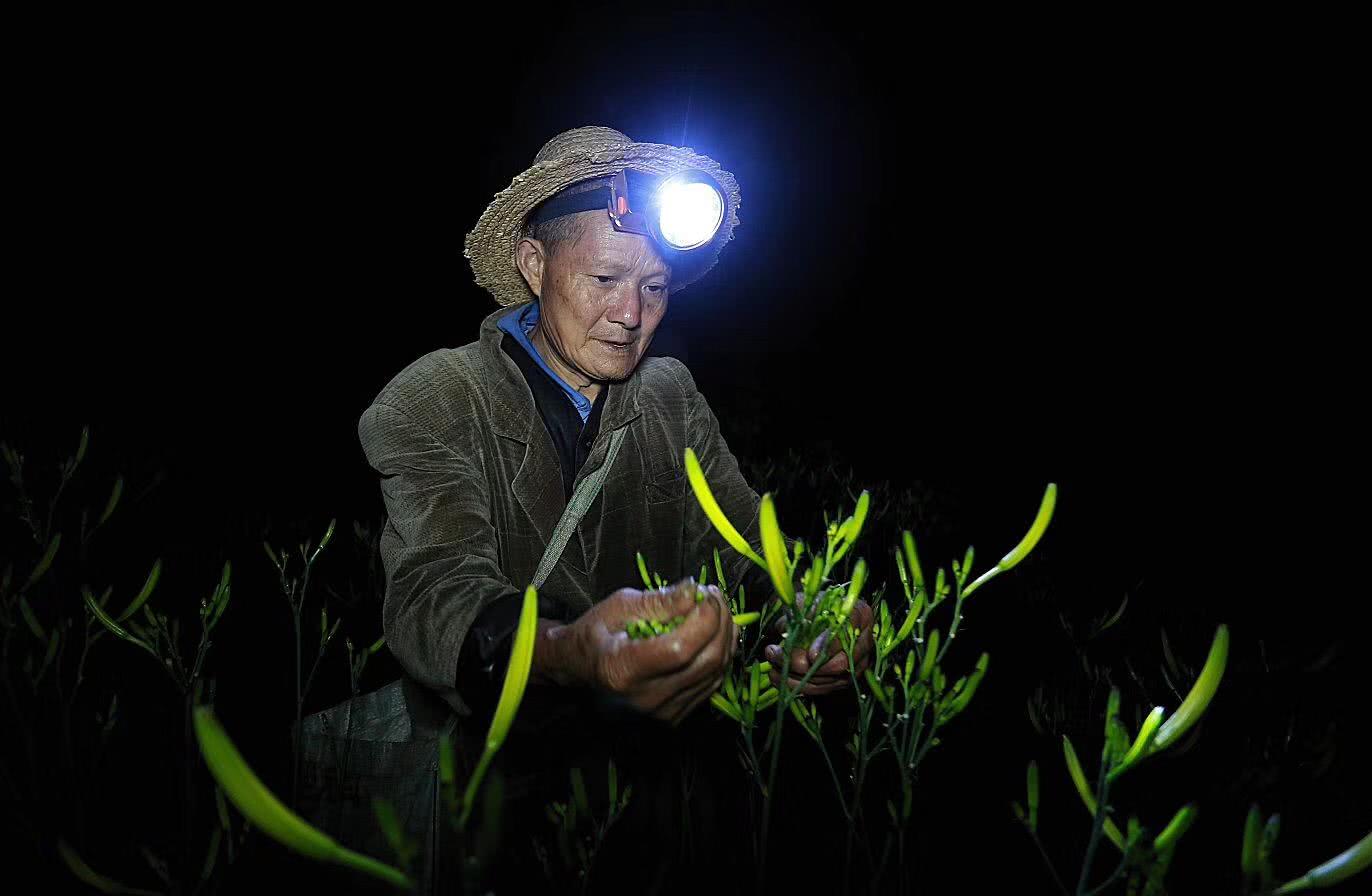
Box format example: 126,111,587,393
514,237,547,298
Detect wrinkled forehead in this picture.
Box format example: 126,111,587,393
571,211,672,278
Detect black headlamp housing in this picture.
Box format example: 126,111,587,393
527,168,725,254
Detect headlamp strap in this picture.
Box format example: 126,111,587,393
528,186,613,225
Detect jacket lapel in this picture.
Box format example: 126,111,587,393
476,302,644,549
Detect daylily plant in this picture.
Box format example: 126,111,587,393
684,442,1058,891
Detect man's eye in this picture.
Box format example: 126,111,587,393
645,284,665,294
594,275,614,284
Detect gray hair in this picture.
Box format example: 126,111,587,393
521,176,614,260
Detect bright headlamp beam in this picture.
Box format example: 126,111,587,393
654,177,725,251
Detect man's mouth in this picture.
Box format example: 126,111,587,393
597,338,633,347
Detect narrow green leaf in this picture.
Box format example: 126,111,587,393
19,595,45,640
732,611,760,627
484,585,539,751
57,838,161,895
97,476,124,528
39,628,60,674
75,425,90,467
1152,624,1229,752
901,531,926,593
1103,688,1123,765
942,653,989,718
84,587,159,660
636,552,653,589
118,559,163,623
864,668,891,713
570,767,589,815
317,518,337,553
200,827,222,884
1273,831,1372,894
461,585,540,828
1062,735,1125,851
439,734,454,786
208,562,233,629
1241,804,1262,876
1097,593,1129,634
372,799,410,868
759,494,795,605
1027,761,1040,832
23,532,61,591
684,447,765,567
894,544,910,595
193,706,409,888
215,785,231,831
1261,814,1283,879
1154,804,1199,852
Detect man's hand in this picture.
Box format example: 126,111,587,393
542,578,738,726
762,599,874,696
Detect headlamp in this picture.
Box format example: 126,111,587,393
528,168,727,254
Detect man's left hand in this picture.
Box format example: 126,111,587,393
762,599,874,696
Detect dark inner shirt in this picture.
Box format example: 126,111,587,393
452,331,610,705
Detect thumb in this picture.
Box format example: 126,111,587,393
807,630,832,663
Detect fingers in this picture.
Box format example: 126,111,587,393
616,582,722,680
649,589,736,724
762,624,866,695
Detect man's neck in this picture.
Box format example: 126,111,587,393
530,321,603,405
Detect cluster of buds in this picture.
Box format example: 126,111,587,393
625,614,689,639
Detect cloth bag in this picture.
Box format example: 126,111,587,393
298,427,628,894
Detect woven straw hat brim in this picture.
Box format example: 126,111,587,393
464,129,741,308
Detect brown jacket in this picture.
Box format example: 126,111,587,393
357,302,777,717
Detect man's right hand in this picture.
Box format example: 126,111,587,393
537,578,738,726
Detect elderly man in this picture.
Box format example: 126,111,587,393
354,125,876,890
359,127,873,738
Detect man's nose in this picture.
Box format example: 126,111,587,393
607,287,642,329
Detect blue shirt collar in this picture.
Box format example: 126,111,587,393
497,301,594,423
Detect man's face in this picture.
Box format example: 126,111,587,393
516,209,671,384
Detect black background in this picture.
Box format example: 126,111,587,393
3,7,1366,894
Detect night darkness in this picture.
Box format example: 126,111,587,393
3,8,1366,895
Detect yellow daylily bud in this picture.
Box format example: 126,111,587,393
1152,624,1229,752
759,494,795,606
685,448,765,568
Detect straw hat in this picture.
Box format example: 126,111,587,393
463,126,742,307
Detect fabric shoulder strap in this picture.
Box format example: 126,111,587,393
531,426,628,590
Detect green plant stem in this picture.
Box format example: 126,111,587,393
291,599,302,808
757,684,787,890
1024,825,1072,896
183,690,197,888
1086,849,1132,896
1076,758,1115,896
756,614,837,890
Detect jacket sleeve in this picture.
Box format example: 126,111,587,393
675,362,797,606
358,399,525,719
